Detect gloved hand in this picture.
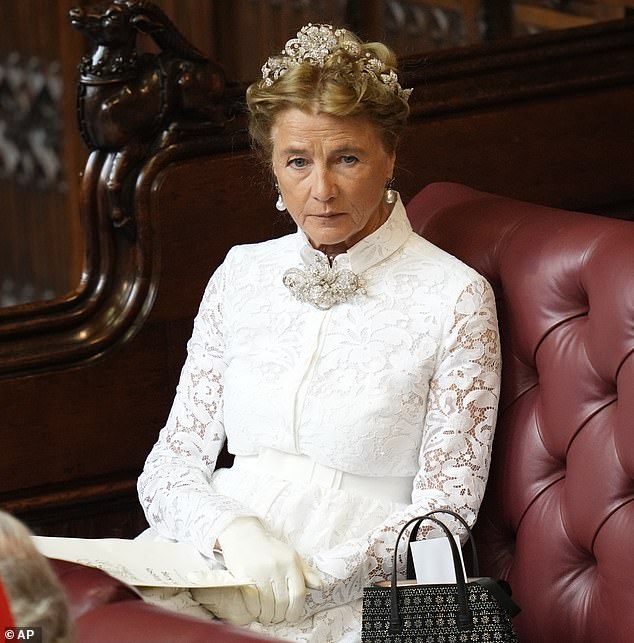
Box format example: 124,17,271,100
191,586,256,626
216,516,321,625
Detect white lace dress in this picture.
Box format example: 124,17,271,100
137,198,501,642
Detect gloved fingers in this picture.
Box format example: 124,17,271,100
301,560,323,590
192,587,256,626
284,572,308,624
190,586,216,604
257,578,282,625
247,561,310,625
216,518,318,624
240,583,262,622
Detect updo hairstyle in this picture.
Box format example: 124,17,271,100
246,27,410,160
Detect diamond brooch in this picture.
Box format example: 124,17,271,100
283,254,366,310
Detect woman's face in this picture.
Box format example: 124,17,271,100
271,108,396,255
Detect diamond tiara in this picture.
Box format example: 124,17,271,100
260,24,412,102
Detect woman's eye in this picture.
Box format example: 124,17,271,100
288,158,308,169
340,155,358,165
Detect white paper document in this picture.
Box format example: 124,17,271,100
33,536,254,589
410,535,467,584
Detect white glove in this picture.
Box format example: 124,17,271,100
191,586,256,626
217,516,321,625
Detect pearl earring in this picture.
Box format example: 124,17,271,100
275,187,286,211
385,178,397,205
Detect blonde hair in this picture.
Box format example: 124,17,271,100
0,511,73,643
246,28,410,159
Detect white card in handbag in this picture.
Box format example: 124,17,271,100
410,535,467,584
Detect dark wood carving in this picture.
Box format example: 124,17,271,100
0,8,633,539
69,0,226,231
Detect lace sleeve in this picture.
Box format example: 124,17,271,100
304,277,501,615
137,261,255,556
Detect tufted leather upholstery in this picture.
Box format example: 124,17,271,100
406,182,634,643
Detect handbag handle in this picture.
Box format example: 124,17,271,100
406,508,479,579
390,513,472,634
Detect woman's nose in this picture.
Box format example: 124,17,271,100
312,168,337,202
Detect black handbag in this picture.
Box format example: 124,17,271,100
362,509,520,643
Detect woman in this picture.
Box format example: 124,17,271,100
138,23,501,642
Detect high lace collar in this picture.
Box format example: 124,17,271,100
293,196,412,274
283,197,412,309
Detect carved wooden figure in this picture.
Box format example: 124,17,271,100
69,0,226,231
